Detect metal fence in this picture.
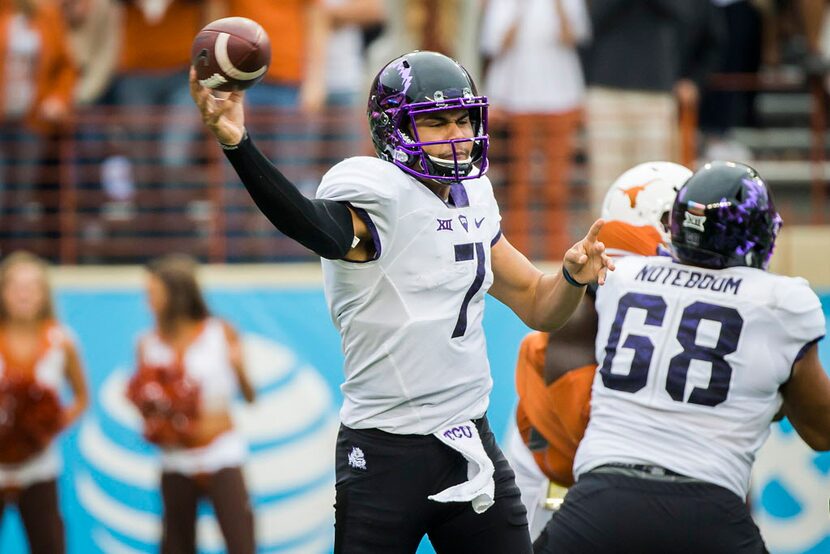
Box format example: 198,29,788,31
1,72,827,264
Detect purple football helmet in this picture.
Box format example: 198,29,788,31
670,161,782,270
367,51,489,182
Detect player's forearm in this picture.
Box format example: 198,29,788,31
786,403,830,451
783,345,830,450
223,133,355,259
529,272,586,331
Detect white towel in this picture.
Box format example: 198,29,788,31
428,421,495,514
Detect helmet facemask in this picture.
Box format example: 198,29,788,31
393,95,489,182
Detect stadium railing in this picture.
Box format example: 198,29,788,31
0,71,826,264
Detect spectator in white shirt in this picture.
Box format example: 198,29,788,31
480,0,590,260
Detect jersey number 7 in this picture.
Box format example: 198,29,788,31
452,242,485,338
599,292,744,407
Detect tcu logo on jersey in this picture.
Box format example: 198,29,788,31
458,215,469,232
442,425,473,441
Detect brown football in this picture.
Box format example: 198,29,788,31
191,17,271,92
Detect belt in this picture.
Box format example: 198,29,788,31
589,463,705,483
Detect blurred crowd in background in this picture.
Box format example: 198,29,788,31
0,0,829,262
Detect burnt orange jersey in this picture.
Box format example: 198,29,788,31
598,221,664,258
515,331,593,486
514,221,665,485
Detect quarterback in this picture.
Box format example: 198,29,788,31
190,51,613,552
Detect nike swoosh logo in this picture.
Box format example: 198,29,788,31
474,217,485,228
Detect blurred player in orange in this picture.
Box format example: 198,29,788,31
504,162,693,540
0,251,89,554
128,254,256,554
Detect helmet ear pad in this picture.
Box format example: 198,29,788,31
669,161,782,270
367,111,394,160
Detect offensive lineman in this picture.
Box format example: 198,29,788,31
190,51,613,552
504,161,692,540
534,161,830,553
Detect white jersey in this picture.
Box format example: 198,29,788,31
574,256,826,498
316,157,502,435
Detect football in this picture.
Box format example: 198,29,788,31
191,17,271,92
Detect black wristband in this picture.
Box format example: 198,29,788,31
562,266,588,288
223,134,356,259
218,129,247,150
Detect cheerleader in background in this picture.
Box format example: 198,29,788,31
127,254,256,554
0,251,89,554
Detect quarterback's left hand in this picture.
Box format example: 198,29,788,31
563,219,615,286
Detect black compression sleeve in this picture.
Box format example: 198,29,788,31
221,133,355,259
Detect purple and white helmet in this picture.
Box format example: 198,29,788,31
670,161,782,270
367,51,489,182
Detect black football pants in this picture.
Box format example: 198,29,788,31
334,416,532,553
534,471,768,553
